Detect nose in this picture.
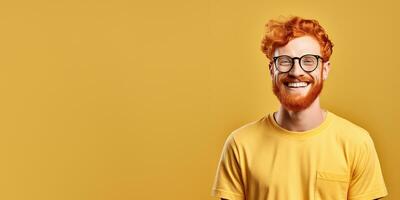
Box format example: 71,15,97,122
288,59,305,77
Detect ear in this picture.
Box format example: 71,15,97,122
322,61,331,80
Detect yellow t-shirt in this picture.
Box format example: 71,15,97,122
211,111,388,200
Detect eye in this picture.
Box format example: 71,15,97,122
277,57,292,66
301,56,317,65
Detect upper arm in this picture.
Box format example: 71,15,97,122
348,134,388,199
211,134,245,200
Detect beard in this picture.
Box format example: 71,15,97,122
272,70,323,112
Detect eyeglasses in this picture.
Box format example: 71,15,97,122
273,54,323,73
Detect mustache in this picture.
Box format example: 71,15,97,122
280,76,314,84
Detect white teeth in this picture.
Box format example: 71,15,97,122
287,82,308,88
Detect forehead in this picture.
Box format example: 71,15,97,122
274,35,321,57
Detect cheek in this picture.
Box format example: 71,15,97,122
273,74,284,86
311,70,323,82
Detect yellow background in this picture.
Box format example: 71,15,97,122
0,0,398,199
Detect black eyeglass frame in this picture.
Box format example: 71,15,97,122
272,54,324,73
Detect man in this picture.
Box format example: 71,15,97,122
210,16,388,200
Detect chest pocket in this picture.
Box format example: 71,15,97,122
314,171,349,200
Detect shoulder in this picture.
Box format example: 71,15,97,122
226,114,269,146
329,112,375,148
330,112,371,139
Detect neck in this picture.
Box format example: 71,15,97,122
274,97,327,132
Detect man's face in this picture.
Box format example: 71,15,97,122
270,36,330,112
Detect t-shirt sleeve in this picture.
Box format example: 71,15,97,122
348,133,388,200
211,134,245,200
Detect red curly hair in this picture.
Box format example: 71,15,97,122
261,16,333,62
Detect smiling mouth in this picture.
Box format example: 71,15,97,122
284,81,310,88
